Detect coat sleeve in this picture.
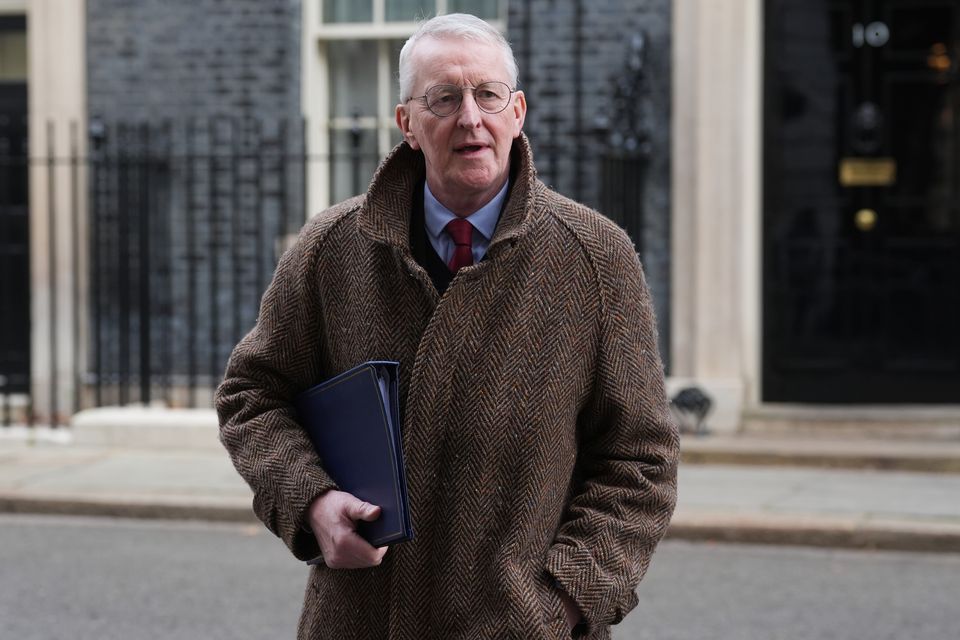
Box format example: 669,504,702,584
544,226,680,629
214,221,338,561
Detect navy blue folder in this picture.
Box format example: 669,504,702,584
295,360,413,552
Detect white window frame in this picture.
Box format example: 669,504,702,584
0,1,27,14
302,0,507,214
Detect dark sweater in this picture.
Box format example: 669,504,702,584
409,182,455,296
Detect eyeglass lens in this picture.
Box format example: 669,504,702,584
425,82,511,116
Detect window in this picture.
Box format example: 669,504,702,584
0,27,27,82
304,0,507,211
385,1,434,22
325,38,396,201
447,0,499,19
321,1,500,24
323,0,374,23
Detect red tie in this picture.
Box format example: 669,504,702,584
445,218,474,274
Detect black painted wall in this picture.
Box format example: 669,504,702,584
85,0,304,392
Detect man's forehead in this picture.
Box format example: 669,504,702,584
410,36,508,82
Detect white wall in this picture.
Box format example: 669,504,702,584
671,0,762,432
28,0,87,425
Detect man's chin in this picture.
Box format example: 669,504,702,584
447,168,498,192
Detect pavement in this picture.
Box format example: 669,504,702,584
2,427,960,553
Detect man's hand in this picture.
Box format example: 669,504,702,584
307,490,388,569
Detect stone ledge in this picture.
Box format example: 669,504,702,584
70,407,221,450
743,405,960,440
680,435,960,473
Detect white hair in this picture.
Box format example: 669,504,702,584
398,13,519,102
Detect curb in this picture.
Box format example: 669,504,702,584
4,492,960,554
0,493,257,524
679,449,960,474
667,513,960,554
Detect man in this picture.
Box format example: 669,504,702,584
216,13,678,640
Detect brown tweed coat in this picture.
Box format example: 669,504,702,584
216,134,679,640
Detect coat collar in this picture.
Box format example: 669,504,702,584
357,133,540,254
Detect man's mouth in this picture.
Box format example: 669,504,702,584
455,144,487,154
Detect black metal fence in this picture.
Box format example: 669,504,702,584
89,119,308,410
0,113,29,425
600,153,648,257
0,118,382,427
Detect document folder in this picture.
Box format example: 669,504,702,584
295,360,413,553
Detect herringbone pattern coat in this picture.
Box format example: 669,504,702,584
216,135,679,640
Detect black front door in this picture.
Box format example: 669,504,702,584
764,0,960,403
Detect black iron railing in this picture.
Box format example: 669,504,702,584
87,119,307,411
0,113,30,425
0,118,381,427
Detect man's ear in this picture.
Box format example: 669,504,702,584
396,104,420,150
511,90,527,138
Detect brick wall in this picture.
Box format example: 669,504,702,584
87,0,300,124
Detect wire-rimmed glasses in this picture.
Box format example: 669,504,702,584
407,81,515,117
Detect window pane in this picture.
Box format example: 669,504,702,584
447,0,500,20
385,0,434,22
390,39,404,102
387,40,407,150
328,40,378,118
0,31,27,81
323,0,373,23
330,128,379,202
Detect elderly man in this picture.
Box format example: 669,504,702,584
216,12,678,640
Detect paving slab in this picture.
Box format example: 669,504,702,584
0,443,253,522
681,433,960,473
678,465,960,519
671,464,960,552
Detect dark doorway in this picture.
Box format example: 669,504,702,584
764,0,960,402
0,15,29,395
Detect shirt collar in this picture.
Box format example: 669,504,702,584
423,179,509,242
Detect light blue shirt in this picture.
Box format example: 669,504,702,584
424,180,508,265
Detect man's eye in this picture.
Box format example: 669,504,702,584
477,90,498,100
433,94,458,104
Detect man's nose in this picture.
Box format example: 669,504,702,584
457,92,482,128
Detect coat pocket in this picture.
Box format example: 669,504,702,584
535,571,572,640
